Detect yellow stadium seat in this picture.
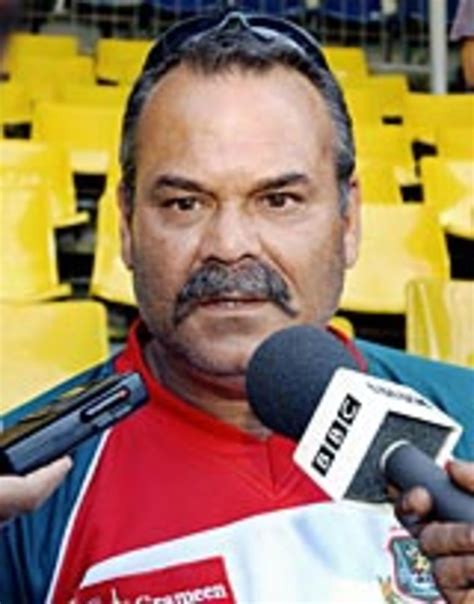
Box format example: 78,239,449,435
90,192,135,305
403,93,474,145
324,46,369,83
95,38,153,84
0,140,88,228
420,157,474,239
104,157,122,197
354,125,416,184
9,56,95,103
3,32,79,76
57,83,131,108
0,300,109,413
435,125,474,161
344,89,384,127
33,102,123,173
357,160,403,204
367,74,408,119
406,278,474,368
0,81,32,126
0,186,71,302
343,74,408,121
340,204,450,314
328,315,354,338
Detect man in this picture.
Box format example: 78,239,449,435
1,12,473,603
451,0,474,91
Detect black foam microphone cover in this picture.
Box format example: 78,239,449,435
246,324,359,440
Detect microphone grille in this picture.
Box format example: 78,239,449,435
246,325,359,439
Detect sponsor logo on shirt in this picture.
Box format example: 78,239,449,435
73,557,236,604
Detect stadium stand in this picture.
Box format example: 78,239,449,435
1,31,79,76
340,204,450,314
0,300,109,413
324,46,369,82
0,186,72,303
0,81,32,130
90,190,135,306
95,38,153,83
406,278,474,368
57,83,131,107
342,74,408,121
353,124,416,185
403,92,474,145
357,160,403,204
344,88,386,126
32,102,123,173
420,157,474,240
435,124,474,160
0,139,89,227
8,55,95,102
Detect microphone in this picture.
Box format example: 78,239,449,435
246,325,474,523
0,372,148,475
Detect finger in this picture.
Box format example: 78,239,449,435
431,555,474,590
399,486,433,517
385,484,400,502
394,486,434,536
419,522,474,556
0,457,72,525
437,587,474,604
447,460,474,494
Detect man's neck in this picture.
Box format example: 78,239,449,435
143,338,271,439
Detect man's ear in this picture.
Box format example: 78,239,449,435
342,173,361,269
117,181,134,270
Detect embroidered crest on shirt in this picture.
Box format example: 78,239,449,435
379,534,443,603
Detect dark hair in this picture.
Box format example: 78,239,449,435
120,20,355,212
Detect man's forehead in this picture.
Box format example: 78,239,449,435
136,63,335,147
132,64,339,197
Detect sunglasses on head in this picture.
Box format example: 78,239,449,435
141,10,330,74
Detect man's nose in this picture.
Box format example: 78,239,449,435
198,204,261,263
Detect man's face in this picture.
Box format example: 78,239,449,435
120,64,360,377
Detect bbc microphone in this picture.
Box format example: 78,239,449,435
0,372,148,475
246,325,474,523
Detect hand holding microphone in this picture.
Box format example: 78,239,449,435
246,324,473,523
0,371,148,526
245,325,474,602
0,457,72,528
394,459,474,601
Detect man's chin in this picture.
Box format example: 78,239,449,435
172,338,254,378
161,324,266,378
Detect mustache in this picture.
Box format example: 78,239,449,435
173,259,297,324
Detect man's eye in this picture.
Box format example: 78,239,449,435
261,192,302,209
163,197,200,212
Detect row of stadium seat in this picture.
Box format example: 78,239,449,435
1,33,153,84
1,63,473,203
2,33,473,131
1,276,472,414
2,51,474,122
2,79,473,157
4,91,471,155
1,135,471,241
